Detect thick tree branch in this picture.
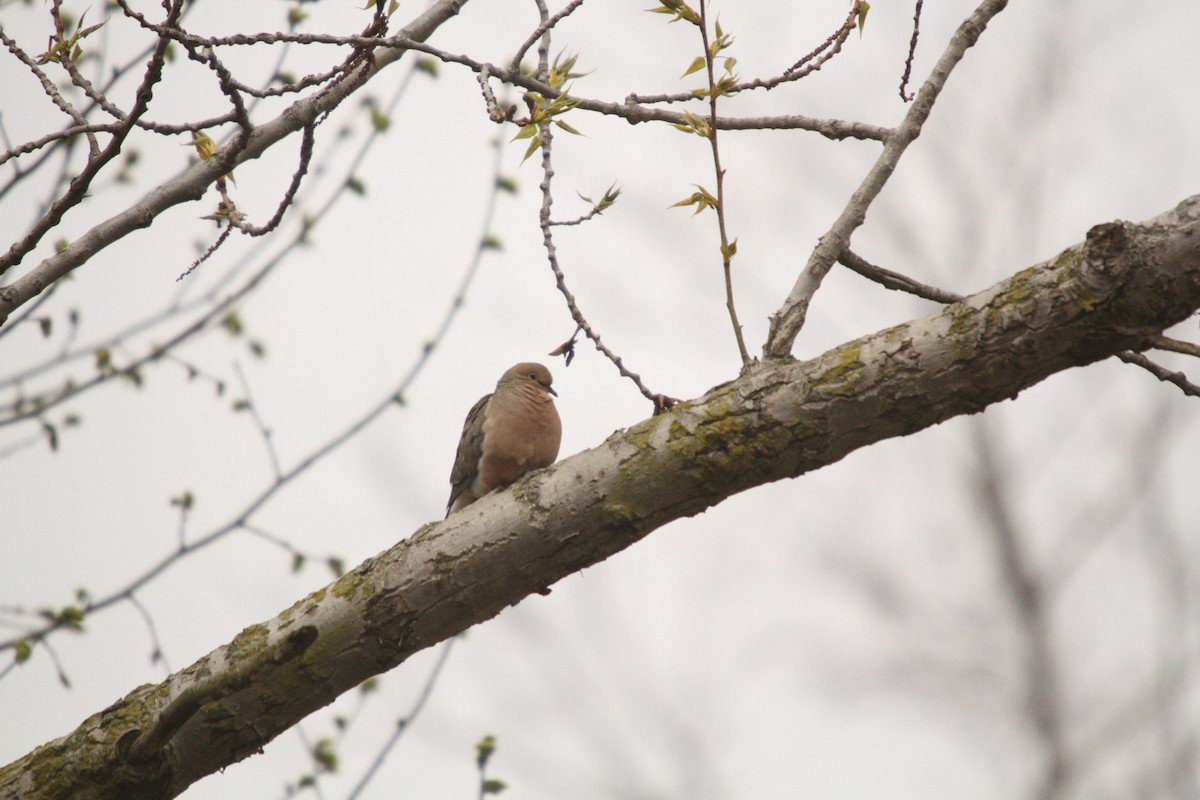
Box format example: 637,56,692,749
3,195,1198,799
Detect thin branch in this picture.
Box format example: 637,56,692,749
0,122,120,168
476,66,512,122
0,71,503,656
345,637,458,800
899,0,925,101
0,0,183,280
531,29,675,411
0,21,169,199
0,0,470,325
627,3,861,105
764,0,1011,358
233,361,282,481
46,17,894,138
547,184,618,226
1116,351,1200,398
696,0,749,365
127,593,171,675
838,249,964,304
1,58,427,427
0,380,397,656
231,123,316,237
0,26,97,156
509,0,589,74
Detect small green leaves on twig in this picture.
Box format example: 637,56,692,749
36,9,106,65
187,131,218,160
511,91,582,163
672,112,711,138
359,0,399,15
311,738,338,772
577,184,621,214
720,238,738,261
507,52,587,162
94,347,113,372
39,605,85,631
547,52,587,90
170,491,195,512
856,1,871,36
414,57,439,77
475,735,507,797
647,0,701,26
669,184,719,216
475,735,496,769
364,97,391,132
221,310,244,337
681,56,706,78
677,18,737,97
185,131,236,185
200,200,244,226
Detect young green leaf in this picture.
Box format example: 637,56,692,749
521,135,542,164
681,55,706,78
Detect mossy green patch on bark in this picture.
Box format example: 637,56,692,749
331,572,373,602
226,624,269,664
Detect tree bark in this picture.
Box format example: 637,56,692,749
3,194,1198,799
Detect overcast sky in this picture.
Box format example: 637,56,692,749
2,0,1199,797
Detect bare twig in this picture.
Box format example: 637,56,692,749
345,637,458,800
177,223,235,282
783,2,862,77
231,123,316,237
0,26,98,157
899,0,925,101
531,11,675,412
233,361,282,480
0,122,121,168
1116,351,1200,398
838,250,964,304
476,66,513,122
628,3,861,105
509,0,589,74
127,593,171,675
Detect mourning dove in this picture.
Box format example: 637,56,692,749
446,362,562,516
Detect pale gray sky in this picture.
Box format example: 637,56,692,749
2,1,1198,797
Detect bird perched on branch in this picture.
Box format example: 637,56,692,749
446,362,562,516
